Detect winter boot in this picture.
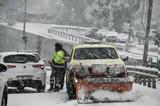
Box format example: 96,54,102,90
59,84,64,90
48,87,54,92
52,85,60,92
52,89,59,92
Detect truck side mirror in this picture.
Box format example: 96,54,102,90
65,56,71,62
0,64,7,72
120,55,129,61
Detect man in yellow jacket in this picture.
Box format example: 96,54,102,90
48,43,65,92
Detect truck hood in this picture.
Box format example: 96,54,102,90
70,58,124,66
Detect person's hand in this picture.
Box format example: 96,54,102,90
48,60,52,64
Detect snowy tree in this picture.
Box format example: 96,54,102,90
88,0,140,33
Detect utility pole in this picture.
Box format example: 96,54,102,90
143,0,153,66
140,0,145,36
22,0,27,50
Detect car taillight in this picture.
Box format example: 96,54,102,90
7,65,16,69
32,64,44,70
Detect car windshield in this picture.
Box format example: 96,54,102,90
74,47,118,60
4,54,39,63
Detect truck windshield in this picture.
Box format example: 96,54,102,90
74,47,118,60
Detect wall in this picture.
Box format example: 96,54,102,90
0,24,72,59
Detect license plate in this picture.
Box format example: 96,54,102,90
17,76,32,80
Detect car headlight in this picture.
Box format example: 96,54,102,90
107,64,126,77
71,64,90,78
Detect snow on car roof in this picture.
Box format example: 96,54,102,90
96,29,118,37
96,29,129,40
0,51,35,57
74,43,115,49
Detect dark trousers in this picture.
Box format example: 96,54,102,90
50,64,65,90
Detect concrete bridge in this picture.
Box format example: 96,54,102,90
0,22,96,59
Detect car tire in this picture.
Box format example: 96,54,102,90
36,81,45,93
40,84,45,93
66,71,76,99
1,87,8,106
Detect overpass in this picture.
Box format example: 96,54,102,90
0,22,97,58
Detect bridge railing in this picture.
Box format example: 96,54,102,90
126,66,159,89
50,25,89,33
48,28,96,43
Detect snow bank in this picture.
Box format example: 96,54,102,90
91,90,137,102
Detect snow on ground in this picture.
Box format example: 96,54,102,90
0,22,77,45
118,51,143,60
96,29,128,40
126,66,158,72
8,92,68,106
118,45,158,62
8,70,160,106
129,48,158,58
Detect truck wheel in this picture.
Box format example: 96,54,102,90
67,82,76,99
1,97,7,106
39,84,45,93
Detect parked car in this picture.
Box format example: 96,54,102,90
0,64,8,106
0,52,46,92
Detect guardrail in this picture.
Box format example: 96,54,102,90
48,28,96,43
126,66,159,89
50,26,89,34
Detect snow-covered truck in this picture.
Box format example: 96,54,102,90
66,42,133,103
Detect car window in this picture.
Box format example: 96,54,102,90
74,47,118,60
34,54,41,61
4,54,39,63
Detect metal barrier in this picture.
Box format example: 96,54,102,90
50,26,88,34
47,28,96,43
126,66,158,89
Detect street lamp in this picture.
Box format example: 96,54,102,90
22,0,27,50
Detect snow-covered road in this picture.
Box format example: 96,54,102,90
7,83,160,106
7,71,160,106
8,92,68,106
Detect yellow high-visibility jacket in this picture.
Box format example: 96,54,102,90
53,50,65,64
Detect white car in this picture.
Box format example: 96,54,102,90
0,64,8,106
0,52,46,92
